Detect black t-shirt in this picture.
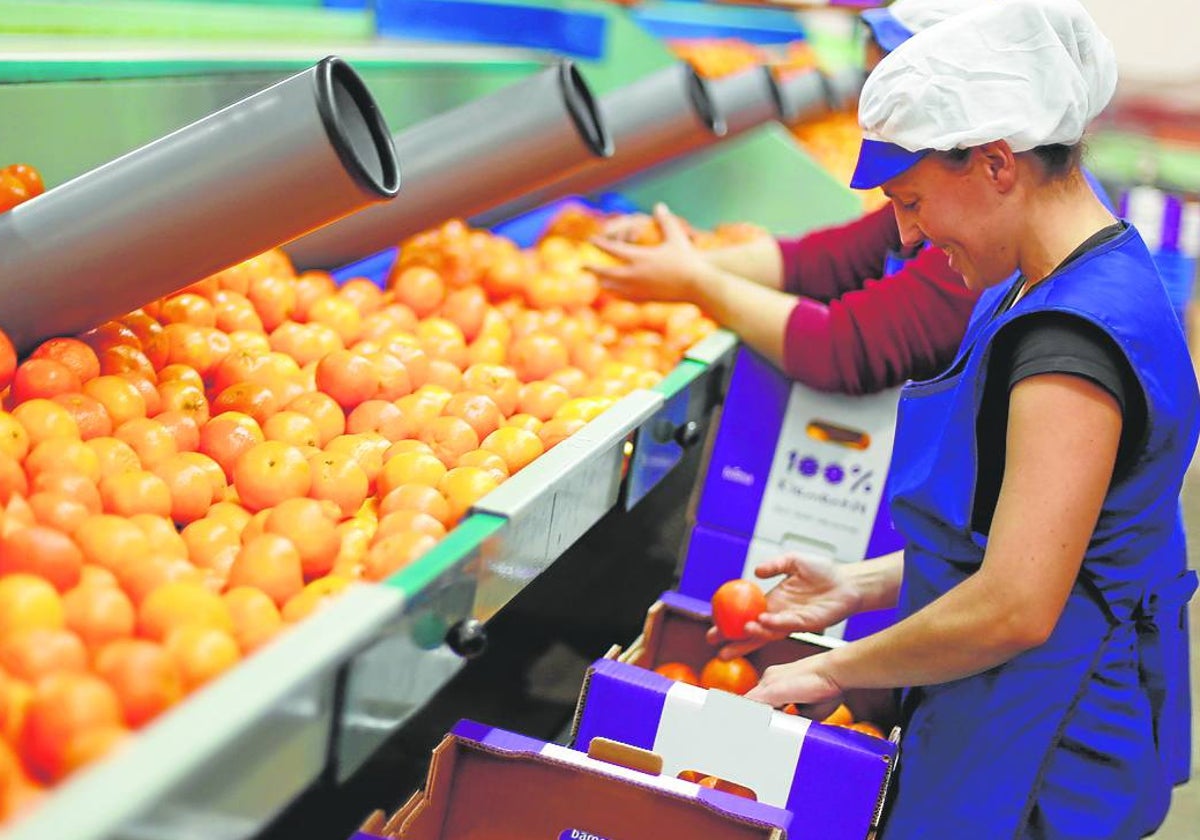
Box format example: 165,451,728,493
971,223,1147,535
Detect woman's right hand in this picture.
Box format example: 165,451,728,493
600,213,655,243
707,554,864,660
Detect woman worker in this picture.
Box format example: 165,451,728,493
593,0,1116,396
728,0,1199,836
591,0,999,395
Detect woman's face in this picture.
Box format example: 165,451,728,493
882,150,1018,290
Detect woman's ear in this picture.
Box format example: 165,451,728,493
976,141,1018,192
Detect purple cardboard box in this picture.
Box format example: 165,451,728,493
352,719,796,839
572,659,898,840
681,349,905,639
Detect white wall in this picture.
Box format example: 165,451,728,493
1084,0,1200,84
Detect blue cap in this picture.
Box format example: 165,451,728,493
860,7,916,54
849,139,930,190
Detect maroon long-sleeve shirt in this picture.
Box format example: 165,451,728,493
776,204,980,395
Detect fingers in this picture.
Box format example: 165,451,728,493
602,213,652,242
754,555,801,579
653,202,689,244
757,611,819,634
588,235,640,262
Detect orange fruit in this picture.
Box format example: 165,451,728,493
228,534,304,607
11,398,80,448
63,584,135,655
337,277,385,315
392,266,445,317
86,436,142,480
10,359,82,404
509,333,569,382
481,426,544,475
20,672,123,782
460,362,518,415
0,629,88,682
264,498,340,580
159,292,216,327
315,350,379,411
31,472,101,515
198,412,265,481
151,409,201,453
93,639,184,728
232,441,311,512
378,450,447,497
537,417,586,450
363,531,438,581
0,524,84,592
99,470,172,518
115,556,202,607
82,376,146,428
844,721,886,739
306,450,369,518
438,466,500,524
292,271,338,320
285,392,345,447
308,296,362,346
152,455,212,525
0,454,27,504
165,625,241,690
61,725,128,777
174,451,228,504
346,399,404,439
442,391,503,441
418,416,480,469
0,412,30,461
120,373,163,417
699,656,760,696
181,519,239,570
262,410,321,448
654,662,700,685
27,491,90,535
822,703,854,726
29,338,100,384
246,275,296,332
455,449,509,482
73,514,151,576
280,576,351,623
50,392,112,440
113,417,178,470
377,484,452,528
3,677,33,746
374,510,446,542
0,575,64,641
137,581,234,642
324,434,388,489
516,381,570,422
24,437,102,484
223,587,284,654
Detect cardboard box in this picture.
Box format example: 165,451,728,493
682,349,904,639
572,657,897,840
353,720,796,839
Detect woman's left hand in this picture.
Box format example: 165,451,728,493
588,202,713,302
745,653,844,713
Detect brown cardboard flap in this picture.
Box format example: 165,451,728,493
386,735,786,840
587,737,663,776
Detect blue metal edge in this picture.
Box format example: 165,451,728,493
375,0,608,60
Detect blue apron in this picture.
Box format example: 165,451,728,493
881,226,1200,839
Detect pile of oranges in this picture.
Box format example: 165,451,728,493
0,201,723,824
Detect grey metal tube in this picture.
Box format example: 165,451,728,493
823,65,867,112
707,64,784,138
773,67,834,125
285,61,612,270
0,57,398,355
473,63,725,228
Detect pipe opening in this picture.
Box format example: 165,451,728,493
559,62,615,159
316,56,401,198
685,67,728,138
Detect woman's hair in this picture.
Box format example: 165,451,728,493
936,143,1083,181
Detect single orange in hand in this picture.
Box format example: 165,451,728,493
711,579,768,642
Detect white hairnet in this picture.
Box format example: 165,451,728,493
859,0,1117,154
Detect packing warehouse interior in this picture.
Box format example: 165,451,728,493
0,0,1198,837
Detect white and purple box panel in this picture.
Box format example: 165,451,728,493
573,659,896,840
682,349,905,640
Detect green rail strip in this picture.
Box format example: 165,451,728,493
654,358,706,400
0,0,372,42
383,512,506,598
